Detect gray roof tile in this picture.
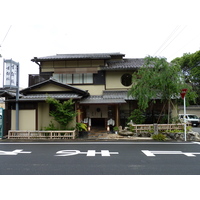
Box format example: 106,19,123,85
80,90,135,104
32,53,125,61
19,93,81,101
80,95,126,104
101,59,144,70
103,90,135,100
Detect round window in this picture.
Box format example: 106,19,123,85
121,73,132,86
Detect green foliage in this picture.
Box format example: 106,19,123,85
170,116,181,124
172,50,200,104
76,123,87,131
113,126,119,131
128,126,135,132
46,97,77,129
186,126,192,132
128,109,145,124
167,129,183,133
152,133,166,141
129,56,196,111
43,121,58,130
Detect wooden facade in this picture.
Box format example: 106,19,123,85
0,53,178,135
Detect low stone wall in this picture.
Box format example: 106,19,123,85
118,124,200,141
163,131,200,141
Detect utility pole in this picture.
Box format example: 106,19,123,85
180,89,187,141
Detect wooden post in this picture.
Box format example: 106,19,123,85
115,105,119,127
154,123,158,134
77,109,81,123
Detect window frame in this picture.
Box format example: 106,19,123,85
53,73,94,85
121,73,132,87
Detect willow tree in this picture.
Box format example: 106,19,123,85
128,56,196,123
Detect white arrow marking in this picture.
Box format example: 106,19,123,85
55,150,119,157
141,150,155,157
0,149,31,155
183,152,200,157
142,150,200,157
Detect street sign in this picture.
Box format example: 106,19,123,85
55,150,119,157
3,59,19,88
180,88,187,99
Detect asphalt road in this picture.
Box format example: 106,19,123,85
193,127,200,133
0,141,200,175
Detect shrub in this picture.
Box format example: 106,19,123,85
128,109,145,124
43,121,58,130
46,97,77,129
152,133,166,141
76,123,87,131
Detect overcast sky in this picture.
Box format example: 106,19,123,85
0,0,200,88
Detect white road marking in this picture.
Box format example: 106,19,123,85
55,150,80,156
142,150,200,157
0,149,31,155
101,150,110,156
55,150,119,157
86,150,96,156
141,150,155,157
193,142,200,145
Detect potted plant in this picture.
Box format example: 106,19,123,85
76,123,88,138
113,126,119,134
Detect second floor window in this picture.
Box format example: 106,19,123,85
53,73,93,84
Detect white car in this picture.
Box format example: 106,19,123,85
179,114,200,127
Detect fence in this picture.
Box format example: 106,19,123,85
130,123,186,134
8,130,76,139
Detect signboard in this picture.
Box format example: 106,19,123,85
3,59,20,130
180,88,187,99
0,108,3,138
3,59,19,88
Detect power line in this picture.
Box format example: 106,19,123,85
158,26,187,55
0,25,12,47
153,25,181,56
169,31,200,59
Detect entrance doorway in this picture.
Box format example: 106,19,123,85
90,118,106,133
91,118,105,127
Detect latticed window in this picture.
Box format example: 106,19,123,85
53,73,93,84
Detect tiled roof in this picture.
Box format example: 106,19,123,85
18,93,82,101
101,59,144,70
80,95,126,104
31,53,125,62
80,90,135,104
0,90,23,98
103,90,135,100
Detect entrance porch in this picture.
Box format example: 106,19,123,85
78,104,121,132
